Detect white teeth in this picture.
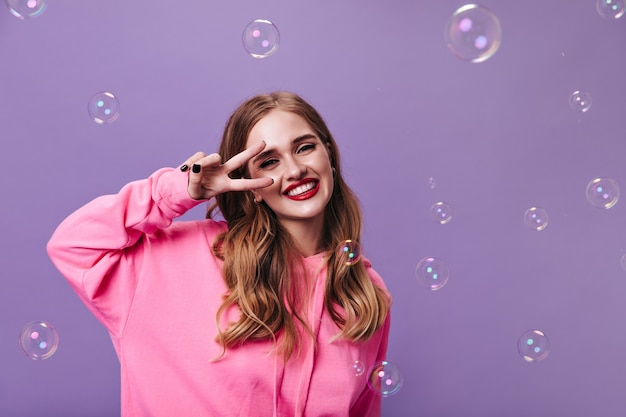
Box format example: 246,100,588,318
287,181,316,197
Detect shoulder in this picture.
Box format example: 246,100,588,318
360,256,388,293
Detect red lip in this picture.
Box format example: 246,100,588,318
283,178,320,200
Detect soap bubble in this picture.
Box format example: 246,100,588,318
337,240,361,266
428,177,437,190
88,91,121,124
620,254,626,271
367,360,403,396
5,0,47,19
19,321,59,360
415,257,449,290
596,0,625,19
430,201,453,224
517,329,550,362
444,4,502,63
351,360,365,376
568,91,592,113
523,207,549,231
586,177,620,209
242,19,280,58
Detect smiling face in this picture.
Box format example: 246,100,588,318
246,109,334,236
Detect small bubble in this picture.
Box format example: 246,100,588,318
569,90,592,113
351,360,365,376
444,4,502,63
430,201,453,224
337,240,361,266
88,91,120,125
242,19,280,58
586,177,620,209
596,0,625,19
523,207,549,231
19,321,59,360
415,257,450,290
366,360,404,396
517,329,550,363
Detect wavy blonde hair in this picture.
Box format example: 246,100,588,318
208,91,389,360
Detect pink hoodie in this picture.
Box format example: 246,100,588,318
47,167,391,417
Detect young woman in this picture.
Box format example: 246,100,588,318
47,91,391,417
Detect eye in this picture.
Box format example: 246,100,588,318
297,143,316,153
259,158,278,169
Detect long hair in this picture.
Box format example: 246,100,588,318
208,91,390,360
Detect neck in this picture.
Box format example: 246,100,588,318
280,217,325,257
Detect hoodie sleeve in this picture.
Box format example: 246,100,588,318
46,167,205,337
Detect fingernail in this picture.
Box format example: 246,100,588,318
180,164,189,172
192,164,201,174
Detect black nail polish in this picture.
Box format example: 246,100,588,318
192,164,201,174
180,164,189,172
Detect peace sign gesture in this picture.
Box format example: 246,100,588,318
181,141,273,200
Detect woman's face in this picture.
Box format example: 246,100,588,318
246,109,334,232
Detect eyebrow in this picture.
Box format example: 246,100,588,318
252,134,318,165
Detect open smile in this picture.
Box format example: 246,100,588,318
284,179,320,200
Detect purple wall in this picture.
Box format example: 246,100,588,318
1,1,625,416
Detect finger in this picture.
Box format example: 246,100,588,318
228,177,274,192
222,141,267,172
180,152,206,171
189,153,222,173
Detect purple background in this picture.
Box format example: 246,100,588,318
2,1,626,416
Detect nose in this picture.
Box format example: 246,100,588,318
284,156,306,180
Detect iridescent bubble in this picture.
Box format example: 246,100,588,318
430,201,452,224
19,321,59,360
5,0,47,19
596,0,625,19
428,177,437,190
568,90,592,113
586,177,620,209
242,19,280,58
523,207,549,231
88,91,121,125
351,360,365,376
367,360,403,397
517,329,550,363
444,4,502,63
337,240,361,266
415,257,449,290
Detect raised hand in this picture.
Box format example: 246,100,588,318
181,141,273,200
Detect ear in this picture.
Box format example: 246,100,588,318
251,190,263,204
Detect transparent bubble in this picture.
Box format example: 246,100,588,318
415,257,450,291
337,240,361,266
523,207,549,231
444,4,502,63
88,91,121,125
367,360,403,397
430,201,453,224
428,177,437,190
242,19,280,58
5,0,47,19
621,254,626,271
19,321,59,360
351,360,365,376
568,90,592,113
586,177,620,209
517,329,550,363
596,0,625,19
